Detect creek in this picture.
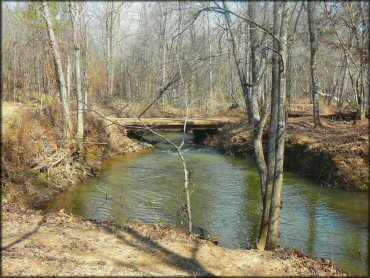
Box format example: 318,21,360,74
43,132,368,275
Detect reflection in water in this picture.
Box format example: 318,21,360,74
241,172,262,248
307,195,317,255
43,132,368,276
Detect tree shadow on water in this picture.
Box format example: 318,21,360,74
100,224,214,276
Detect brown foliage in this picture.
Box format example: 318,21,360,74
1,100,110,207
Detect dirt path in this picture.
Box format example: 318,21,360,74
2,203,344,276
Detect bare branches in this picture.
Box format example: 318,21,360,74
172,4,280,46
137,71,182,118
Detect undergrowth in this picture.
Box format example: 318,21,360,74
1,99,112,207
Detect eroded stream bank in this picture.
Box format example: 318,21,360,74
43,131,368,276
205,116,369,191
2,104,152,208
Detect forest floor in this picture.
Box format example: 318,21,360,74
2,202,345,277
205,115,369,191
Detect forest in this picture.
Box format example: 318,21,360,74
1,1,368,277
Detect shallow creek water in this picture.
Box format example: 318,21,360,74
44,132,368,275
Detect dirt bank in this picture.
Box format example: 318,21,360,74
205,116,368,191
1,202,345,276
1,101,152,208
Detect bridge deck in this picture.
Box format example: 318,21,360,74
106,117,236,130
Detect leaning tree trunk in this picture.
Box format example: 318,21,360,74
307,1,323,128
42,1,73,138
222,1,253,122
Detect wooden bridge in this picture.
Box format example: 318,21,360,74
106,117,237,131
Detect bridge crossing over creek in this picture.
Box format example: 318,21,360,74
105,117,238,142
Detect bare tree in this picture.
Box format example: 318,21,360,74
66,55,72,111
42,1,73,138
70,1,84,150
206,4,213,109
82,13,89,114
307,1,323,128
257,1,282,250
267,1,292,249
104,2,122,97
222,1,254,122
180,1,292,250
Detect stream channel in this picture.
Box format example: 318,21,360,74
43,132,368,275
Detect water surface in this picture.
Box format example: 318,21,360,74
44,132,368,275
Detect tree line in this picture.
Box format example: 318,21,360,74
3,2,368,116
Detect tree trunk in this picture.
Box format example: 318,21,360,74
257,0,281,251
307,1,323,128
267,1,292,250
106,2,115,97
207,7,213,109
70,2,84,151
356,68,366,120
66,56,71,112
161,3,168,106
222,1,253,122
36,56,42,108
178,149,192,234
82,18,89,114
124,60,132,100
248,2,267,201
42,0,73,138
174,2,183,104
106,18,111,96
339,61,348,109
119,61,125,99
12,35,17,103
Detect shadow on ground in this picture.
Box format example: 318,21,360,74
100,223,214,276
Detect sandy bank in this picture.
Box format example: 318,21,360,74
2,202,345,276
